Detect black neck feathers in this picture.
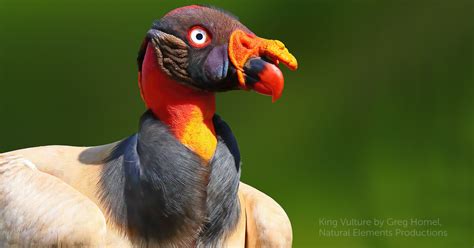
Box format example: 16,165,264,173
99,111,241,247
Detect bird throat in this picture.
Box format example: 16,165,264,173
139,50,217,162
152,89,217,163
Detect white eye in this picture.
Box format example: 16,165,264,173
188,26,211,48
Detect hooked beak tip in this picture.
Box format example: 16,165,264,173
243,58,284,102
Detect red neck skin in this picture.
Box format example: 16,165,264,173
139,44,217,162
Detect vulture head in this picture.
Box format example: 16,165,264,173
137,5,298,105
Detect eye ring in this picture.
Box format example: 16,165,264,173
187,26,211,48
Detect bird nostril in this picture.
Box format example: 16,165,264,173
241,39,255,50
238,32,258,50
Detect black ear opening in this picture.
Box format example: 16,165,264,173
136,30,163,72
151,19,161,30
137,38,149,73
137,20,162,72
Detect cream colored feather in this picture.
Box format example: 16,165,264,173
0,146,291,247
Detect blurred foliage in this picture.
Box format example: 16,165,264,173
0,0,473,247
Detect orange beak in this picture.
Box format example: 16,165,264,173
228,29,298,102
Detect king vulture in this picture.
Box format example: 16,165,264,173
0,5,298,248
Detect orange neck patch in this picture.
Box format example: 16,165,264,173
139,44,217,162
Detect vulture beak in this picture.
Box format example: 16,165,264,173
228,30,298,102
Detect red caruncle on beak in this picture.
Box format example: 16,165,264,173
228,30,298,102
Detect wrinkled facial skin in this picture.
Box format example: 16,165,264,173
142,6,254,92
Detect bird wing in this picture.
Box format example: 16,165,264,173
239,182,293,248
0,153,107,247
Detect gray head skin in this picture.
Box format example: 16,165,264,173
138,5,297,100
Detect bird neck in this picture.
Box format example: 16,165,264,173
139,69,217,162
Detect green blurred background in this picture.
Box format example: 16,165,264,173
1,0,472,247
